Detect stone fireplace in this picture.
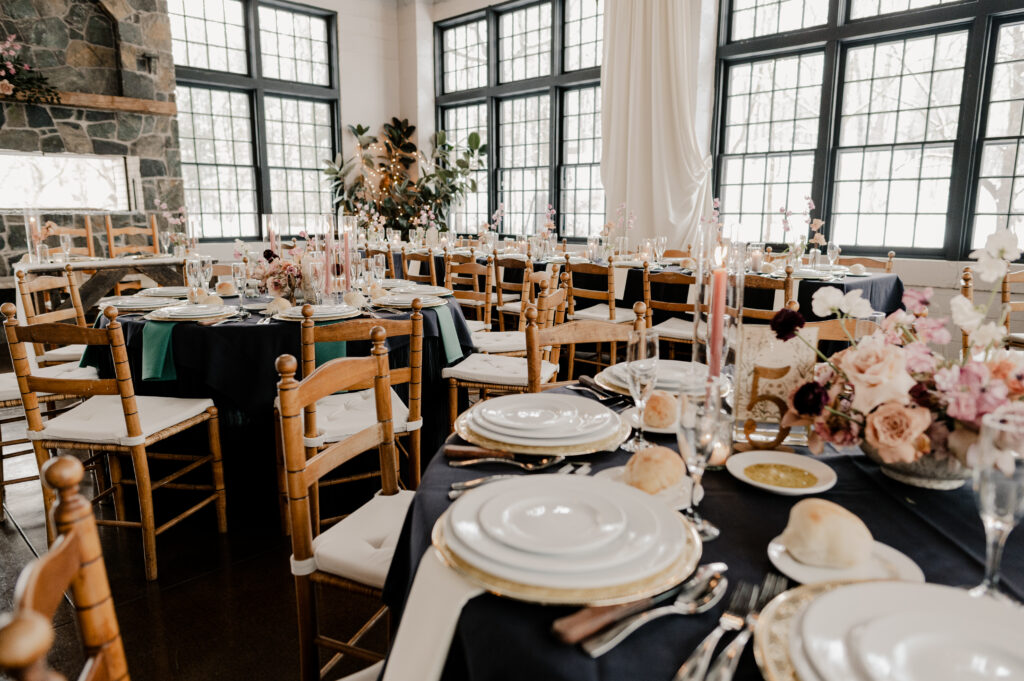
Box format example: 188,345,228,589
0,0,182,285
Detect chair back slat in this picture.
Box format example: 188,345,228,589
26,377,119,397
740,269,795,321
0,457,129,681
805,318,876,343
565,258,617,320
12,322,112,347
836,250,895,273
42,217,95,257
295,356,379,406
445,254,493,325
401,247,438,285
643,264,697,325
104,215,159,258
303,425,385,489
17,266,88,360
366,246,396,279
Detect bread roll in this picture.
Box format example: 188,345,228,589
265,297,291,315
215,281,237,296
622,446,685,495
199,294,224,306
779,498,873,568
849,263,867,275
645,390,677,429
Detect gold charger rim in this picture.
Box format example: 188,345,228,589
454,403,631,456
143,309,237,323
273,310,363,322
431,509,702,606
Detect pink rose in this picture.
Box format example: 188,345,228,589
0,79,13,96
904,342,937,374
839,335,916,414
902,287,933,315
865,402,933,464
913,316,951,345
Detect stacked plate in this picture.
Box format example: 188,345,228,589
381,278,414,289
392,284,453,297
434,475,701,603
596,359,712,396
456,393,630,455
146,304,236,322
275,304,361,322
372,293,448,308
138,286,191,298
99,295,179,311
757,581,1024,681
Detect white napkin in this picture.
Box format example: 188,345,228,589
382,549,484,681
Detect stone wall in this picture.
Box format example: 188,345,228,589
0,0,180,283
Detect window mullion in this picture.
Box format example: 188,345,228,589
816,39,840,243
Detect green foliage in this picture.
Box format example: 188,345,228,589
0,35,60,105
323,117,487,234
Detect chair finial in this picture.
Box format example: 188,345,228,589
103,305,119,322
633,301,647,318
42,456,84,497
370,325,387,345
1,302,17,322
276,354,298,378
0,610,54,670
301,304,314,319
525,305,538,324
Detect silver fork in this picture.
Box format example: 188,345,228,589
672,581,758,681
704,574,788,681
448,462,584,500
449,455,565,471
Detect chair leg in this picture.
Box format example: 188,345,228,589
32,442,57,544
274,410,291,535
207,408,228,533
448,379,459,432
108,452,126,520
295,575,319,681
131,446,159,581
568,344,576,380
408,429,421,489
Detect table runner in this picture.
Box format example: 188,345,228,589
381,390,1024,681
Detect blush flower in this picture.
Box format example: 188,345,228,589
904,342,937,374
902,287,932,315
912,316,951,345
864,401,933,464
838,334,916,414
0,79,12,96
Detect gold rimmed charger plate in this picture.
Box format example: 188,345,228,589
594,369,632,396
454,403,631,456
273,311,363,323
753,580,857,681
431,509,702,606
144,309,236,323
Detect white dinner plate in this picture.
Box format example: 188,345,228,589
372,293,448,308
100,296,178,310
446,475,687,587
476,486,627,555
846,272,872,277
798,582,1024,681
726,451,837,496
605,359,709,392
392,284,453,297
278,304,360,320
381,278,414,289
475,393,615,437
594,465,700,510
768,534,924,586
138,286,190,298
152,304,231,319
621,406,676,435
469,410,620,446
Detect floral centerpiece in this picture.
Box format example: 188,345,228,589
771,228,1024,489
779,196,826,264
0,34,59,104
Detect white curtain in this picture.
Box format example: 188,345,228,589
601,0,717,249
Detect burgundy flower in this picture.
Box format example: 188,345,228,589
792,381,829,417
770,308,805,341
263,249,279,262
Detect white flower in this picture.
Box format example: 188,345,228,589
811,286,845,318
972,253,1009,283
840,290,875,318
971,229,1021,263
969,322,1006,352
950,294,985,333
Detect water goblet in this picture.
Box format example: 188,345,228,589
59,233,73,262
306,260,326,305
185,256,203,304
200,255,214,290
36,243,49,264
372,253,387,282
827,240,840,272
969,408,1024,601
622,330,659,452
230,262,246,297
159,230,172,255
676,379,727,541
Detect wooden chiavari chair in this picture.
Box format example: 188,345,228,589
2,304,227,580
492,256,529,331
444,252,494,333
0,456,129,681
1001,268,1024,349
104,215,161,295
44,217,96,258
643,263,698,358
805,318,881,347
563,258,636,376
472,275,567,356
366,245,396,279
524,302,648,393
836,249,896,273
742,267,797,322
443,284,579,429
663,247,692,259
276,336,410,681
961,266,973,358
400,246,438,286
16,265,88,367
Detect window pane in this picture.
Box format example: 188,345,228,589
720,52,824,241
730,0,826,42
834,32,966,248
850,0,963,21
564,0,603,71
442,19,488,93
0,154,129,211
265,96,334,234
499,3,552,83
258,6,331,86
169,0,247,74
561,86,604,238
973,21,1024,248
498,94,551,234
443,104,489,233
177,85,258,238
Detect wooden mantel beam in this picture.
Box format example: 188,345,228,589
53,91,177,117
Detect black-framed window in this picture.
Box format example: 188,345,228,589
169,0,339,240
716,0,1024,259
435,0,604,239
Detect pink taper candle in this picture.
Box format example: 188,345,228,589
708,267,726,377
343,230,352,292
324,226,333,295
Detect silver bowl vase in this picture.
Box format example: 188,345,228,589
861,442,972,490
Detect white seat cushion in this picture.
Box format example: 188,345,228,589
335,661,384,681
441,353,557,386
313,490,414,589
472,330,526,354
497,293,521,303
652,317,698,341
317,387,418,443
465,320,490,333
0,363,100,403
570,304,636,324
33,394,214,446
39,344,87,363
1008,332,1024,346
498,300,526,315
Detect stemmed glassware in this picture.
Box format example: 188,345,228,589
230,262,246,297
159,230,172,256
676,379,727,541
200,255,214,291
306,260,326,305
622,330,659,452
655,236,668,264
969,408,1024,601
827,240,840,272
59,233,73,262
372,253,387,282
185,255,203,304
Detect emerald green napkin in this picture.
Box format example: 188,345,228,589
314,319,347,367
434,303,464,364
142,321,177,381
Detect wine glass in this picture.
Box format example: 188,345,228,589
655,236,668,264
622,330,659,452
159,230,171,255
827,240,840,271
306,260,325,305
676,379,726,541
59,233,73,262
185,256,203,304
230,262,246,297
200,255,214,290
372,253,387,282
970,408,1024,600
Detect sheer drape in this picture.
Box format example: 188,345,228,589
601,0,716,248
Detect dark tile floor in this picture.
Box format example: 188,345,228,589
0,405,386,681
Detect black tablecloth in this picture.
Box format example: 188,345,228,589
382,392,1024,681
